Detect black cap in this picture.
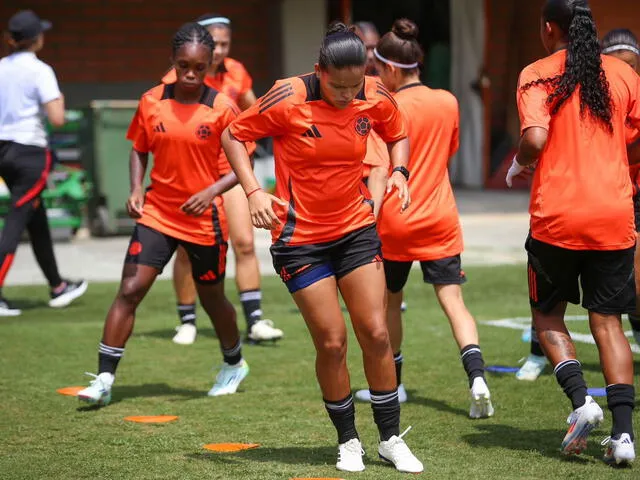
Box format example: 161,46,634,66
8,10,51,41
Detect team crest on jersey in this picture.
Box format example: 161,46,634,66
196,124,212,140
355,116,372,136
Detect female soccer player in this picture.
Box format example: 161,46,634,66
77,23,249,406
354,19,494,419
517,27,640,382
166,13,283,345
222,23,423,474
507,0,640,464
0,10,87,316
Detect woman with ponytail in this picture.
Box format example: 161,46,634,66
222,22,422,473
354,18,495,421
508,0,640,464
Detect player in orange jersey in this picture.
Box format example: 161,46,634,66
221,23,423,474
507,0,640,463
353,19,494,420
165,13,283,345
76,23,249,407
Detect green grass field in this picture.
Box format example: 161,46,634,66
0,264,638,479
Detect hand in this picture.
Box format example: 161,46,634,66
248,189,287,230
126,188,144,219
386,171,411,212
181,187,217,216
506,156,526,188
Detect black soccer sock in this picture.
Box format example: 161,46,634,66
554,360,588,410
177,303,196,326
370,389,400,441
222,341,243,366
607,384,635,441
629,312,640,332
239,289,262,329
98,342,124,375
325,394,359,444
393,351,403,386
530,328,545,357
461,344,486,387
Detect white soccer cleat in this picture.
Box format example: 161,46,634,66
378,426,424,473
0,297,21,316
77,372,114,406
602,433,635,465
49,279,88,308
561,396,603,455
355,384,408,403
516,354,547,381
172,323,197,345
470,377,494,419
336,438,365,472
207,359,249,397
247,319,283,343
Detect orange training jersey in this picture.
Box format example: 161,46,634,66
162,57,254,175
127,83,240,245
627,126,640,195
517,50,640,250
377,83,462,261
362,131,390,179
229,74,407,245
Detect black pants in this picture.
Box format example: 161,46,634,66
0,141,61,289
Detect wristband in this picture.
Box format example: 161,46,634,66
246,187,262,198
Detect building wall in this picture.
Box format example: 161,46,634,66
1,0,282,105
281,0,326,77
487,0,640,143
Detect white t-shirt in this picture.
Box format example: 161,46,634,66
0,52,61,148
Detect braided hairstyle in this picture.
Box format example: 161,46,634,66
172,22,215,58
521,0,613,132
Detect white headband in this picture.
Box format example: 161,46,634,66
602,44,640,55
373,48,419,69
198,17,231,27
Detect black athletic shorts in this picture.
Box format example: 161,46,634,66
634,193,640,233
384,255,467,293
270,224,382,293
525,234,635,314
125,224,227,284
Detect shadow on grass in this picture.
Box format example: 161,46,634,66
406,391,470,418
186,444,337,466
76,383,204,410
461,424,595,463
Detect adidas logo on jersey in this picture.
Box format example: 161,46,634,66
301,125,322,138
153,122,166,133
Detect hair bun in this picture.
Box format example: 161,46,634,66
326,21,351,37
392,18,419,41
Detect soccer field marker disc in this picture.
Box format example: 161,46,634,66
56,386,85,396
124,415,179,423
203,443,260,452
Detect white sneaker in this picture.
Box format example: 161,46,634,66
378,426,424,473
400,301,408,312
77,372,114,406
561,396,603,455
49,279,88,308
336,438,365,472
470,377,494,419
208,359,249,396
355,384,408,403
247,319,283,343
516,354,547,381
602,433,635,465
172,323,197,345
0,297,21,316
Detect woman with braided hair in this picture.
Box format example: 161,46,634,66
76,22,249,406
507,0,640,464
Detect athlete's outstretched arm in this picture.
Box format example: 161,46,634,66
517,127,548,166
386,137,411,211
127,149,148,218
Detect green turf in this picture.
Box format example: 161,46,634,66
0,265,638,479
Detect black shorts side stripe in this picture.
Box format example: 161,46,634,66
211,204,224,245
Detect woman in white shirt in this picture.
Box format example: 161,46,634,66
0,10,87,316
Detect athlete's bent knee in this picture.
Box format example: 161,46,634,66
318,335,347,363
118,278,147,307
232,235,255,259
